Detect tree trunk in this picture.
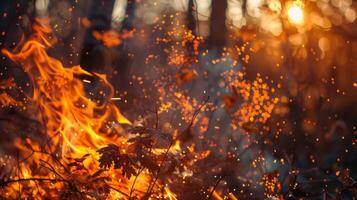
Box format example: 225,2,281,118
80,0,116,72
88,0,115,29
209,0,227,49
121,0,136,32
187,0,196,34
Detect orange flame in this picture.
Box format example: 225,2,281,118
2,19,131,156
0,19,148,199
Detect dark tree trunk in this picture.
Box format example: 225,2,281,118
80,0,116,72
185,0,197,58
88,0,116,29
115,0,137,95
208,0,227,49
187,0,196,34
121,0,136,32
242,0,247,16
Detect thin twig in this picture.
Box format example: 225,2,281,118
155,105,159,129
188,96,210,129
3,177,66,185
107,185,129,197
207,175,225,200
39,159,65,180
129,166,145,198
145,141,173,198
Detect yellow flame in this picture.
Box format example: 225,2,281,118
0,19,152,199
165,187,178,200
2,19,131,156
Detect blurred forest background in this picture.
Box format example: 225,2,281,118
0,0,356,199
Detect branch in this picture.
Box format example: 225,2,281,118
207,175,225,200
144,141,173,199
107,185,130,197
188,96,209,129
129,166,145,198
1,177,66,187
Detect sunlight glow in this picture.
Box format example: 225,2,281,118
287,4,304,25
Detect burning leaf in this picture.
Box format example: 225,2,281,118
140,151,161,173
127,127,174,173
97,144,138,179
113,154,137,179
67,154,90,171
129,126,172,149
222,95,236,108
97,144,121,169
176,67,198,85
126,143,159,173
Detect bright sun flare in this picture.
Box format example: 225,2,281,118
288,4,304,24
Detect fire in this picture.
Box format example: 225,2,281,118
0,78,22,107
0,19,156,198
165,187,178,200
2,19,130,155
0,18,204,199
0,10,281,200
0,93,20,107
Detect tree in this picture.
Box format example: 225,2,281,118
187,0,196,34
80,0,116,72
121,0,136,32
208,0,227,50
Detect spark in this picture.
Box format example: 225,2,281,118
111,97,122,101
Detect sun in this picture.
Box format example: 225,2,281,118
287,3,304,25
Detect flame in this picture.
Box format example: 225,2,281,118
0,78,22,107
2,19,131,156
1,16,218,199
212,190,224,200
165,187,178,200
0,19,148,198
170,140,182,153
0,93,21,107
